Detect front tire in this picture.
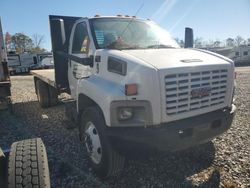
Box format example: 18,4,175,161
79,107,125,178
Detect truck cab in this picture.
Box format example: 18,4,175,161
34,15,236,177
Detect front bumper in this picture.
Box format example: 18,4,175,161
106,105,236,153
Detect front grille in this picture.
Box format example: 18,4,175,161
165,69,228,115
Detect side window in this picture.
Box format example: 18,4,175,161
72,22,89,54
243,51,248,56
235,52,239,56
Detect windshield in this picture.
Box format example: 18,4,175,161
90,18,180,50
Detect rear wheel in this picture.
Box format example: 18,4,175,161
7,97,13,114
8,138,50,188
10,71,15,76
79,107,125,178
48,86,58,106
36,80,50,108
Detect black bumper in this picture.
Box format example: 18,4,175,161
106,105,236,153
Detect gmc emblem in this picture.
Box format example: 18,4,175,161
191,87,212,98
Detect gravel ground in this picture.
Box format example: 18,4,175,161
0,68,249,188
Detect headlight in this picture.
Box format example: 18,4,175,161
118,107,133,120
110,101,153,127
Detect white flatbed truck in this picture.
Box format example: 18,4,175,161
32,15,236,177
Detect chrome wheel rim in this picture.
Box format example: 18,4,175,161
84,121,102,164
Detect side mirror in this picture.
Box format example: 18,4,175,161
50,18,66,50
184,27,193,48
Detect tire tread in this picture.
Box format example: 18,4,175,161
8,138,50,188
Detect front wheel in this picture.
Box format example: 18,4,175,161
79,107,125,178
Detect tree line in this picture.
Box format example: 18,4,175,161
5,32,47,54
5,31,250,52
175,36,250,48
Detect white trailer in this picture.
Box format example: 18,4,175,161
203,46,250,66
230,46,250,65
32,15,236,177
33,52,54,69
7,53,37,74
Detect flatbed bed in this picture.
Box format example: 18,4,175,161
31,69,56,88
0,81,10,85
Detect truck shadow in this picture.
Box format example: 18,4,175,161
11,100,219,188
107,142,219,188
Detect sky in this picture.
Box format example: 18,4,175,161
1,0,250,51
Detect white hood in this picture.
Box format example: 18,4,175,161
123,48,232,69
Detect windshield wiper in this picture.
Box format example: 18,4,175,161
120,46,142,50
146,44,175,49
104,44,142,50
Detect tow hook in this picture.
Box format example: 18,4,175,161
230,104,236,114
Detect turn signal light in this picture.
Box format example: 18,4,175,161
125,84,137,96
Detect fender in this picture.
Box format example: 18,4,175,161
77,75,126,126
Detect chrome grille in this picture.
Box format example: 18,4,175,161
165,69,228,115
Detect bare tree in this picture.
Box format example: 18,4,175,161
235,36,244,46
32,34,44,48
214,40,222,47
194,37,203,48
174,38,184,48
11,33,33,53
205,39,214,48
4,32,12,51
226,38,234,47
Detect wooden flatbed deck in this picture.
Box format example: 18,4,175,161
31,69,56,88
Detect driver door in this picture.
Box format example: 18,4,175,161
68,21,92,98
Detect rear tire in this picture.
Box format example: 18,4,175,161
7,98,13,114
36,80,50,108
79,106,125,178
48,86,58,106
8,138,50,188
10,71,15,76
